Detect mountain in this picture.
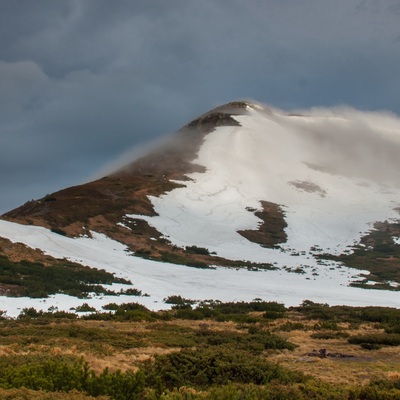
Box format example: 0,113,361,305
1,100,400,316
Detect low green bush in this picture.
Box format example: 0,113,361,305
172,300,286,322
0,387,109,399
0,354,145,400
310,332,350,340
0,255,131,298
313,321,340,330
277,321,305,332
185,245,210,255
141,347,306,391
348,333,400,347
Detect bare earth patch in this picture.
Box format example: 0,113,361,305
238,201,287,248
289,180,327,197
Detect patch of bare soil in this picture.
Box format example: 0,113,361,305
288,180,327,197
238,201,287,247
0,237,54,265
0,283,22,296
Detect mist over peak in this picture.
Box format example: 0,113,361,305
90,101,400,184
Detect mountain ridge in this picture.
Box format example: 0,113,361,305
1,100,400,315
1,100,252,235
1,100,271,272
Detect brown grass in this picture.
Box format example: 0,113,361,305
267,314,400,386
1,309,400,387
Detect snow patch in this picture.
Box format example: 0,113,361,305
0,219,399,318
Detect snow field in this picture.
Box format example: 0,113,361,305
129,105,400,277
2,103,400,316
0,217,399,318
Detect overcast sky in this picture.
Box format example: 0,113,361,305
1,0,400,214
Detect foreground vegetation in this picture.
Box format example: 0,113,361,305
1,300,400,399
0,254,139,298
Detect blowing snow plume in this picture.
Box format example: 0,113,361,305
283,106,400,187
128,102,400,259
1,100,400,314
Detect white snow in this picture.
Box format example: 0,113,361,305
0,218,399,318
117,222,132,231
128,104,400,271
1,103,400,317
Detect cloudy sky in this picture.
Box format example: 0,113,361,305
1,0,400,214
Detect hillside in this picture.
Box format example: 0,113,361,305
1,100,400,316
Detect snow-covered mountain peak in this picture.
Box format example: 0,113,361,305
130,103,400,261
1,100,400,315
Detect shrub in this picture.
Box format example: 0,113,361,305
348,333,400,348
313,321,340,331
0,254,130,299
75,303,97,313
0,388,109,399
164,295,196,306
0,354,146,399
278,322,305,332
310,332,350,340
185,246,210,255
263,310,286,320
141,348,306,390
50,228,67,236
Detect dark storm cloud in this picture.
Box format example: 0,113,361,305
0,0,399,213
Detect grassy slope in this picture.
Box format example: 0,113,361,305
1,301,400,398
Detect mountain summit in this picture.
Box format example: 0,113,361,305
1,100,400,315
